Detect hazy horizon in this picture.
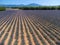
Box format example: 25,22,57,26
0,0,60,6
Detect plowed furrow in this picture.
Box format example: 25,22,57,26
0,10,60,45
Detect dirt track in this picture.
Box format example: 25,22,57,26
0,10,60,45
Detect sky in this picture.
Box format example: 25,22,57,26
0,0,60,6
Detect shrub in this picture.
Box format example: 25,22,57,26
0,7,6,11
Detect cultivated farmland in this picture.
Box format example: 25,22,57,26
0,10,60,45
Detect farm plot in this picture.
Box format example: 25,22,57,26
0,10,60,45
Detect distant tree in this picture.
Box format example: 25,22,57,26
57,6,60,10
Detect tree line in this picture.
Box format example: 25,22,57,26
18,6,60,10
1,6,60,11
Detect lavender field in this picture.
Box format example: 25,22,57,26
0,10,60,45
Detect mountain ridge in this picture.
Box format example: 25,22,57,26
0,3,40,7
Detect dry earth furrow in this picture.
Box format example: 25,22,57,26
4,15,16,45
23,17,35,45
27,17,56,45
26,17,50,45
0,16,15,43
0,10,60,45
11,17,17,45
22,17,29,45
0,15,13,34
